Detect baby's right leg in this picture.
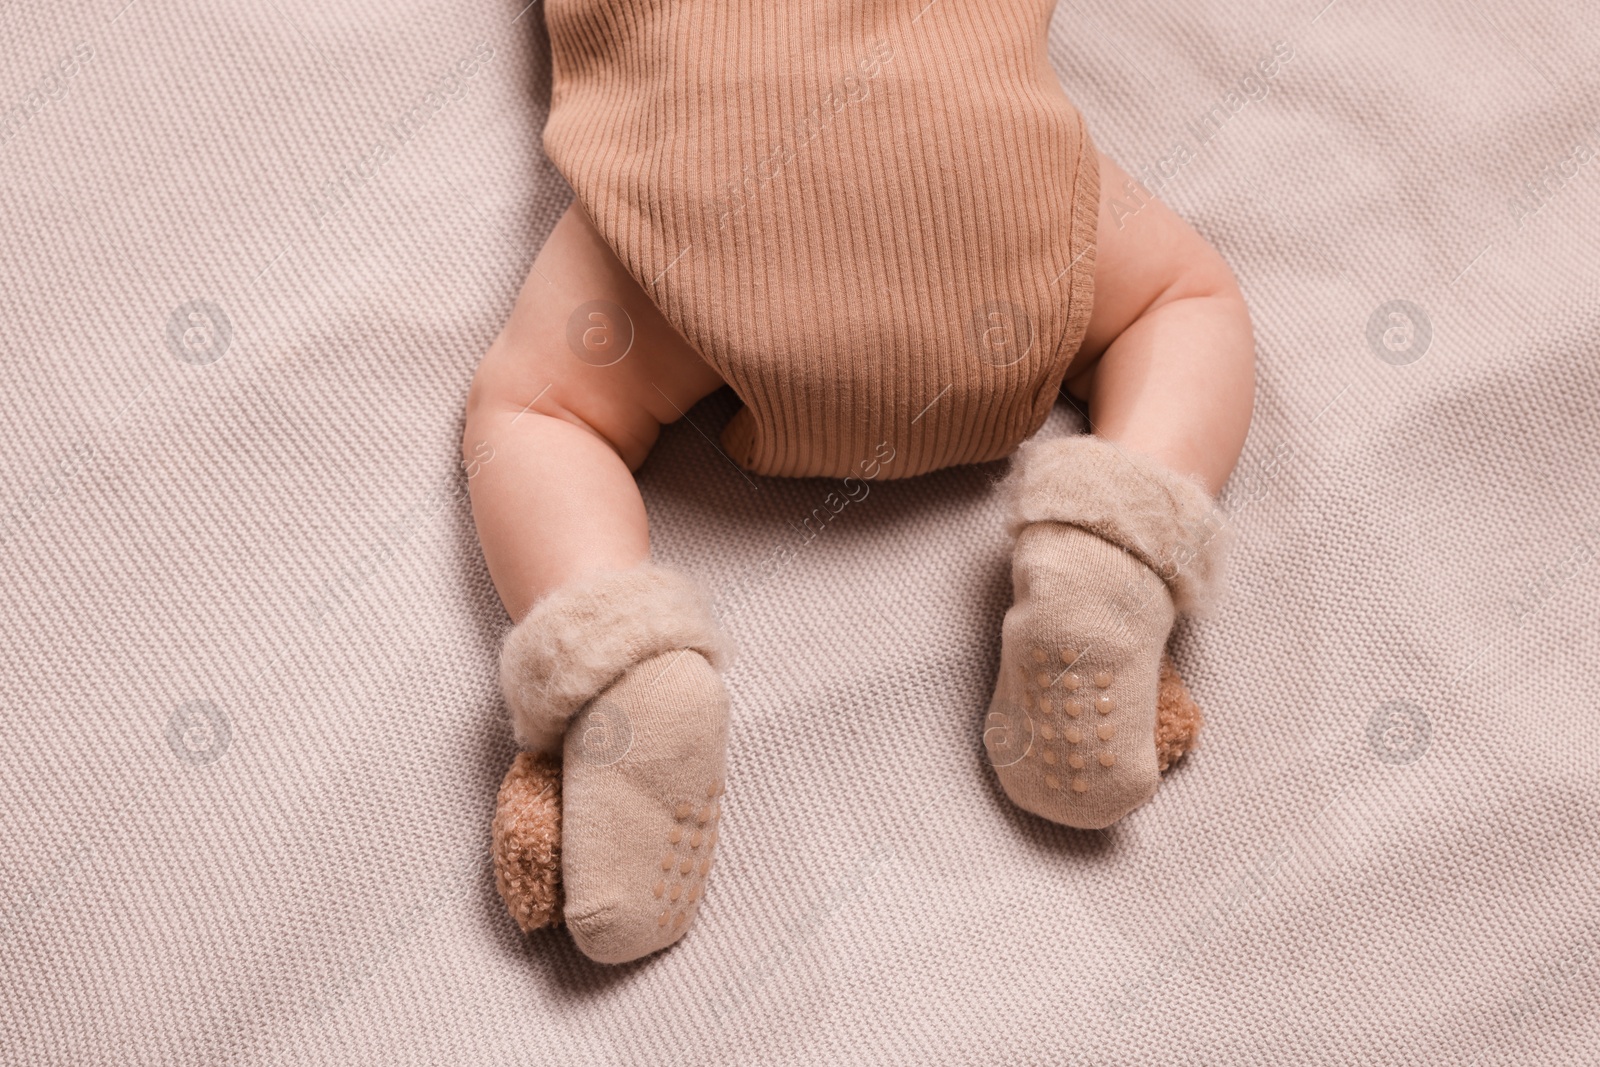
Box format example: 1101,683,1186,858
465,204,733,963
464,204,726,621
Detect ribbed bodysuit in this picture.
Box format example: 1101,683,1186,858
543,0,1099,480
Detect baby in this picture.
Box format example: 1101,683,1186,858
466,0,1253,964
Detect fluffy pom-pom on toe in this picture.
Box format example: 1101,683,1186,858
492,751,564,933
1155,655,1204,773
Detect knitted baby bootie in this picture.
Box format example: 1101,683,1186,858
984,435,1228,829
492,564,731,963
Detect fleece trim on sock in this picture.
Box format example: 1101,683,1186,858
1003,434,1231,613
500,564,731,756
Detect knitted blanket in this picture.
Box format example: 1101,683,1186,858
3,1,1597,1063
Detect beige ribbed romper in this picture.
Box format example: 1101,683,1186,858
543,0,1100,480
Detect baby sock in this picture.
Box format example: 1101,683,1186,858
984,435,1228,829
493,564,731,963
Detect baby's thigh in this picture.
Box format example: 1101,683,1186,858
470,203,725,464
1063,151,1238,392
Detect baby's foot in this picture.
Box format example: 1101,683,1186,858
984,434,1228,829
488,657,732,959
493,563,731,962
560,649,728,963
986,524,1176,828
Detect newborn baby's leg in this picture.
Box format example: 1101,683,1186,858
466,205,726,619
1066,153,1255,496
988,152,1253,829
465,204,732,962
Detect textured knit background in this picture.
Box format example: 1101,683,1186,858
3,1,1598,1064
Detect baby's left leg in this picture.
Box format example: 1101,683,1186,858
1066,152,1255,495
467,204,733,961
987,152,1253,829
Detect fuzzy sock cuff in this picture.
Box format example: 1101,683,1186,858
1003,434,1231,613
500,563,731,756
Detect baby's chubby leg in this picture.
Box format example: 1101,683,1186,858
1067,153,1255,495
465,204,733,962
987,152,1253,829
465,204,725,618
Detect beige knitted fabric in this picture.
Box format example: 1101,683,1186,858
543,0,1100,479
10,1,1600,1063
